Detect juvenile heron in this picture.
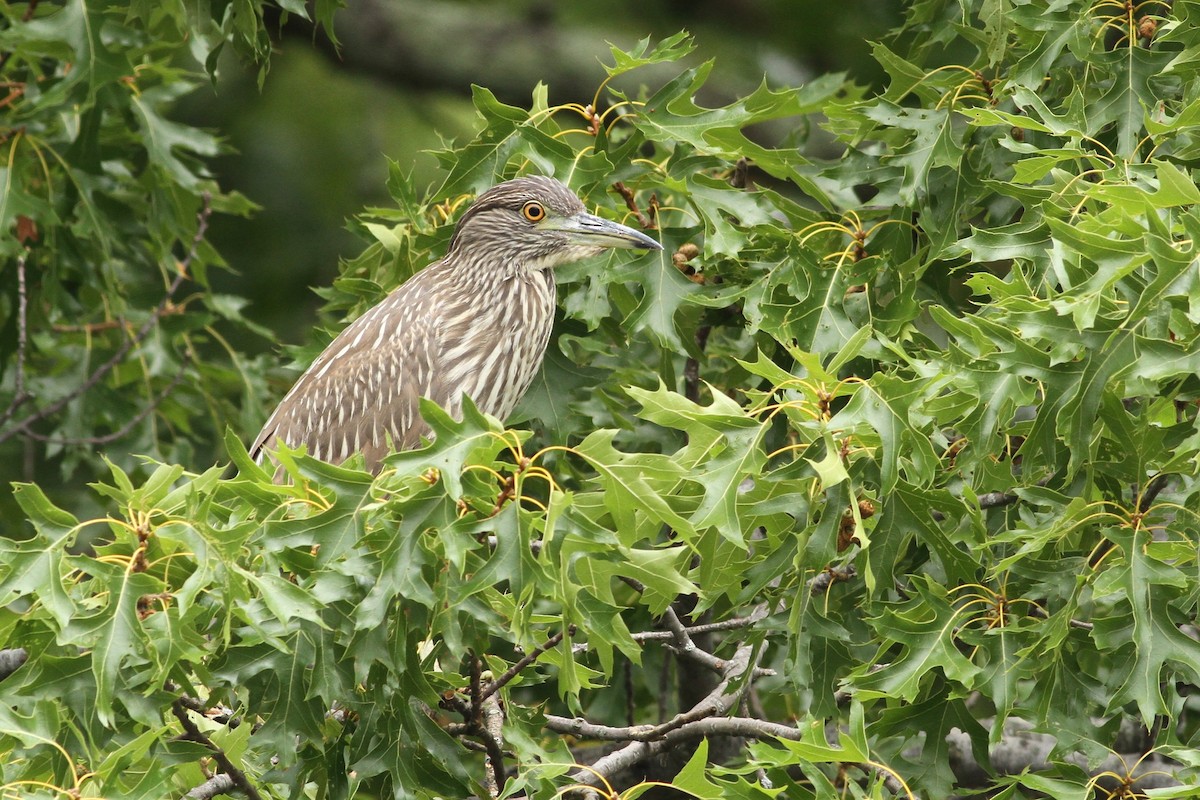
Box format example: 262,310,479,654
250,175,662,473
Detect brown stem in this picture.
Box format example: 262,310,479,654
171,696,264,800
683,325,711,404
611,181,654,229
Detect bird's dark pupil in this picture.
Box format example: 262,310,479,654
525,203,543,220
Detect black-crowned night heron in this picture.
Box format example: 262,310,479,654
249,175,662,473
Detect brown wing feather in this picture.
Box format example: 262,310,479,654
250,268,447,474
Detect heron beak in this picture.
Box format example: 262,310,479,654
547,212,663,251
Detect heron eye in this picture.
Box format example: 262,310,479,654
521,201,546,222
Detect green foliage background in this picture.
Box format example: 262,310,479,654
4,1,1200,799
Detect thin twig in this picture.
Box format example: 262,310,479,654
627,615,764,642
0,254,31,426
659,605,743,674
611,181,654,229
546,713,802,743
481,626,573,701
931,474,1055,521
171,696,263,800
19,359,190,445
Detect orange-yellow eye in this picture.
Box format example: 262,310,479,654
521,201,546,222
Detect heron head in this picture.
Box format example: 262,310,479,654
448,176,662,271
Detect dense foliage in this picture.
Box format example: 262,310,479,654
4,1,1200,799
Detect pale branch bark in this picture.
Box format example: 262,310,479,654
185,774,236,800
171,696,264,800
658,605,774,678
545,713,803,743
572,613,765,655
0,648,28,682
807,564,856,595
974,489,1021,509
0,193,212,446
441,659,509,795
562,643,759,786
942,718,1183,792
564,713,1185,793
480,691,506,800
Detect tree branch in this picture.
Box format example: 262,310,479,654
0,648,28,682
19,359,190,445
185,774,236,800
481,626,573,701
480,690,506,799
1137,472,1170,512
171,695,263,800
559,643,761,786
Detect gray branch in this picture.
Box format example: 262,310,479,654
0,648,28,682
185,774,236,799
560,642,760,786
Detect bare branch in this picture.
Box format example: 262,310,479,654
655,605,774,678
557,642,762,787
807,565,857,596
976,490,1020,509
611,182,654,230
186,774,236,800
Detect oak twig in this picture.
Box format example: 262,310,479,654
611,181,655,229
171,695,263,800
482,626,573,701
